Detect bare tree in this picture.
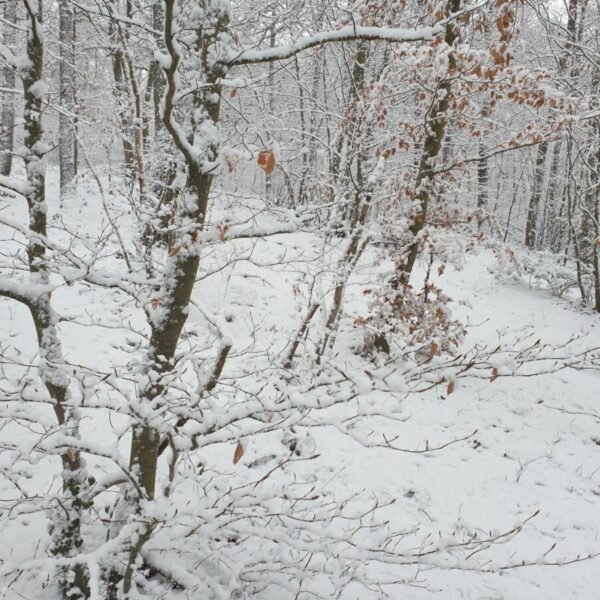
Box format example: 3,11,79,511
0,1,88,596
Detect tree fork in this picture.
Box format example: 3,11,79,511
118,2,230,595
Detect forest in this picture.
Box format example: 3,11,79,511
0,0,599,598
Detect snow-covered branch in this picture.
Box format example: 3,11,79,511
229,24,441,66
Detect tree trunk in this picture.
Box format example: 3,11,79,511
0,0,16,177
21,6,89,597
476,97,489,221
397,0,461,285
587,119,600,313
59,0,76,196
543,141,563,251
109,1,135,176
317,41,372,357
114,3,230,595
265,27,276,203
526,0,580,250
593,193,600,313
524,140,549,249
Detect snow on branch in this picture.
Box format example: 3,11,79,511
228,2,489,66
229,24,441,66
71,1,161,37
0,278,55,308
0,174,31,196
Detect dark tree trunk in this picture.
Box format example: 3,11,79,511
397,0,461,285
21,6,89,597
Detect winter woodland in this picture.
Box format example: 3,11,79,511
0,0,599,598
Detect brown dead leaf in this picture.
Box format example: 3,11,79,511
233,441,244,465
257,149,276,175
447,381,455,395
491,367,498,382
66,448,77,465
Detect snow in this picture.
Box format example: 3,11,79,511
28,80,48,99
0,171,599,599
0,174,33,196
230,25,442,66
153,50,171,70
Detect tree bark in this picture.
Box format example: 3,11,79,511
109,1,135,176
0,0,16,177
524,141,549,249
542,141,563,251
265,26,276,203
397,0,461,285
20,4,89,597
476,97,489,223
115,3,230,595
59,0,76,196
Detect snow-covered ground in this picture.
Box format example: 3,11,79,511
1,172,599,599
327,251,600,599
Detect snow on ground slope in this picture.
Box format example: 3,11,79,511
0,174,599,599
320,250,600,599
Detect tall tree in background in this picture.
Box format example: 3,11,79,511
108,0,136,175
0,0,16,177
523,0,600,311
59,0,77,194
524,0,581,250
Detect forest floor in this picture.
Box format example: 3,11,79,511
1,171,599,599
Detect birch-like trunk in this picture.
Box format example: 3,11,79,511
542,141,563,251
